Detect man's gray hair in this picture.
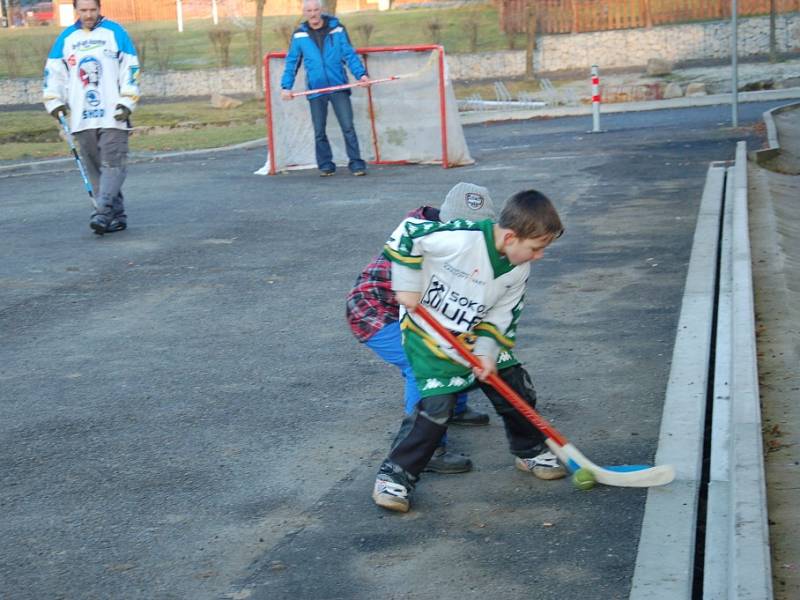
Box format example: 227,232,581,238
302,0,324,8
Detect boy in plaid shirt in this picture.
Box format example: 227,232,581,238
346,183,495,473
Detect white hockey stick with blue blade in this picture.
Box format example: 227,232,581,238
414,305,675,489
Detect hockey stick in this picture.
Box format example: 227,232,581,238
413,305,675,488
289,75,401,98
58,114,97,209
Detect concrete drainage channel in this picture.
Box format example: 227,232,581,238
631,147,772,599
627,106,800,598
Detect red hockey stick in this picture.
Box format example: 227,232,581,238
413,305,675,488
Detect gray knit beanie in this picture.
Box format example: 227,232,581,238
439,182,497,222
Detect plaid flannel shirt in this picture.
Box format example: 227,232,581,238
346,206,436,342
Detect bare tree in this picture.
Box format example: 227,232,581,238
254,0,267,97
769,0,777,63
355,22,375,47
209,27,234,67
525,6,536,79
427,19,443,45
465,8,480,53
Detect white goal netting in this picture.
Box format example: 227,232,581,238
257,45,473,174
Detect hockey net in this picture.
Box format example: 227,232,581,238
259,45,473,175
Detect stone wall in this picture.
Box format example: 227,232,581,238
2,13,798,105
446,50,526,81
535,13,800,73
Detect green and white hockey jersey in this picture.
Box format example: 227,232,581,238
383,218,528,397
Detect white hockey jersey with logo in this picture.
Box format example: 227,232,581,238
383,217,530,367
43,18,140,133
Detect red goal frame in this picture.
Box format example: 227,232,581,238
262,45,450,175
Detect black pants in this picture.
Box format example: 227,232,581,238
387,364,546,477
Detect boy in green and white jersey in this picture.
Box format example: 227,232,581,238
373,189,567,513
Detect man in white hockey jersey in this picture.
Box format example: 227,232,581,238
43,0,140,235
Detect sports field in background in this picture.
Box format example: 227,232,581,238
0,4,528,161
0,5,512,79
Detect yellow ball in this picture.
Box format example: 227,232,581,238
572,468,596,490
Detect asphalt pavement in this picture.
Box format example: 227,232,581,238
0,101,788,599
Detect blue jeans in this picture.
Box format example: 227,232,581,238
365,321,468,447
308,91,366,173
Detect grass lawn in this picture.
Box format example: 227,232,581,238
0,5,520,79
0,99,267,161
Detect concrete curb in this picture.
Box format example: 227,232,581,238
702,163,735,599
632,144,774,599
728,141,773,599
459,86,800,125
703,147,773,599
630,163,725,599
763,100,800,151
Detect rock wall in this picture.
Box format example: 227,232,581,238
2,13,798,104
535,13,800,73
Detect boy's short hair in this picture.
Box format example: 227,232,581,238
498,189,564,240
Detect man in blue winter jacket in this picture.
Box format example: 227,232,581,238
280,0,369,177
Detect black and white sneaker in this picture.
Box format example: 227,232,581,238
515,450,567,480
373,460,416,513
90,214,109,235
106,219,127,233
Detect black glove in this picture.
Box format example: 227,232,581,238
50,104,67,120
113,104,131,122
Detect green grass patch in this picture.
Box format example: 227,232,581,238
128,123,265,153
0,124,264,161
0,5,513,79
0,141,67,161
0,98,267,160
0,78,560,161
134,98,265,126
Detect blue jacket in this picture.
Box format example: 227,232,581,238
280,15,366,100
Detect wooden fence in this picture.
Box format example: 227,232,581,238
97,0,253,22
99,0,175,22
95,0,422,23
500,0,800,34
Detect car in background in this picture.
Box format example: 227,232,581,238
25,2,55,26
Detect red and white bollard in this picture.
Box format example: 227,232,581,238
590,64,603,133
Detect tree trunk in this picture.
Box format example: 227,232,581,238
526,8,536,80
327,0,338,15
769,0,777,63
254,0,266,98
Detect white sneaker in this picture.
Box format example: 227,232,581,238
515,450,567,480
372,475,410,512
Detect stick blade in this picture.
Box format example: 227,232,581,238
557,442,676,488
593,463,675,487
